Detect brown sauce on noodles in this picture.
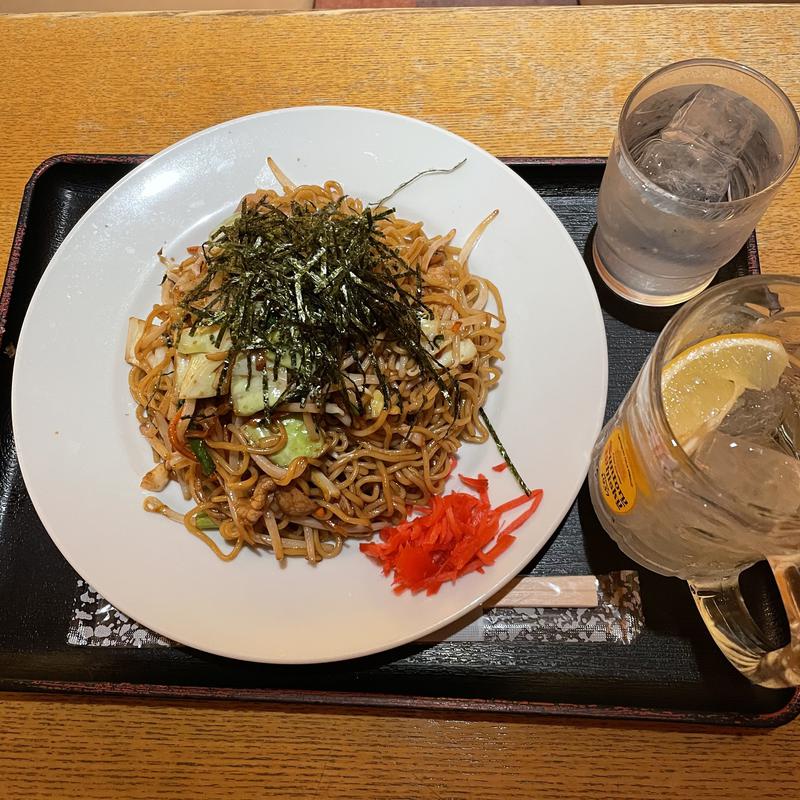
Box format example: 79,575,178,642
128,165,504,563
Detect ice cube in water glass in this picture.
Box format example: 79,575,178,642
662,85,757,159
636,139,733,201
635,85,759,202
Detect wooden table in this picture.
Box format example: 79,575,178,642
1,6,799,798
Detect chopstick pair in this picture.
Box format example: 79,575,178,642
485,575,599,609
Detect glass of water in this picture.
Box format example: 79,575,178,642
593,59,800,307
589,275,800,687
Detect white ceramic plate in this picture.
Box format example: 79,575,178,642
12,107,607,663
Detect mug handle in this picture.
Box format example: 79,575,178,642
689,556,800,688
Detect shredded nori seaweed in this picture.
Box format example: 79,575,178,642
180,197,456,419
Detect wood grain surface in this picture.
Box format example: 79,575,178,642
1,7,800,798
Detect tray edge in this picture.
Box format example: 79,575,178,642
1,152,796,729
0,678,797,729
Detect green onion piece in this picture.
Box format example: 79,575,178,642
194,512,219,530
187,438,216,476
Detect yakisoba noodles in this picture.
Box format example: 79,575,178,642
127,160,505,563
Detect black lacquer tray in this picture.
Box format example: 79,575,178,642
0,154,796,727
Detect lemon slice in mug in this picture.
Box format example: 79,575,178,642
661,333,789,449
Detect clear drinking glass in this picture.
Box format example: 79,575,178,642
588,276,800,687
593,59,800,307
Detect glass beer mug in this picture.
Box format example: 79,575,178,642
589,276,800,687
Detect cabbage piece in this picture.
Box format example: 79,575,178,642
231,353,287,416
178,326,232,355
243,414,325,467
178,354,223,399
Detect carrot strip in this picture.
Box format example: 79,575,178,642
459,473,488,492
458,473,489,504
495,493,534,514
360,475,543,595
482,533,516,563
501,490,544,536
491,463,508,473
